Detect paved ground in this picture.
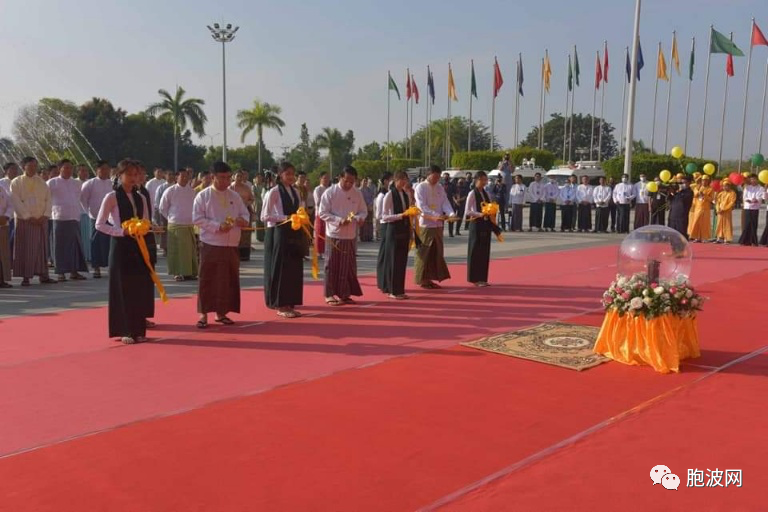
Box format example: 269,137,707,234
0,208,744,318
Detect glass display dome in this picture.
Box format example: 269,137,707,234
617,226,693,282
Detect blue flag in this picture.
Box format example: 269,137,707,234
427,66,435,105
517,58,524,97
625,41,645,82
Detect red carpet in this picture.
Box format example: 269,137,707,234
0,242,766,510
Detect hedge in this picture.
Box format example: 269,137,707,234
351,159,423,180
450,147,556,172
602,154,719,181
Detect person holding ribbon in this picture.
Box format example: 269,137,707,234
262,161,307,318
465,171,502,287
318,165,368,306
193,161,249,328
414,165,455,289
377,170,412,300
95,159,155,344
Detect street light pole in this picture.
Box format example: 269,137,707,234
207,23,239,163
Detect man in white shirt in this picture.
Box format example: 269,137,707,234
508,175,526,232
0,184,12,287
154,169,176,255
318,166,368,305
74,164,93,263
0,162,18,257
10,156,56,286
592,176,612,233
146,168,165,212
192,161,250,328
612,174,635,234
414,165,455,289
159,168,198,281
313,172,331,258
527,172,544,232
48,159,88,281
80,160,114,277
739,174,763,246
559,175,577,232
542,177,559,232
633,173,651,229
576,175,594,233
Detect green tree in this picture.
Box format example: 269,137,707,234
285,123,320,173
315,127,355,177
79,98,128,165
123,112,206,170
204,145,275,176
408,117,497,166
236,100,285,174
146,86,207,171
356,141,383,161
631,139,654,155
522,113,618,162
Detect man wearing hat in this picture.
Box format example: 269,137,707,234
688,175,715,243
667,175,694,239
715,180,737,244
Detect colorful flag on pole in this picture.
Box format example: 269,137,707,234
689,38,695,81
637,41,645,80
603,44,609,83
406,72,412,100
625,47,631,83
753,22,768,47
672,33,680,75
568,55,573,91
516,57,523,97
726,54,735,77
412,75,420,104
595,52,603,89
710,27,745,56
493,57,504,98
657,43,669,81
574,47,580,86
448,64,458,101
471,60,478,99
388,72,400,100
543,53,552,92
427,66,435,104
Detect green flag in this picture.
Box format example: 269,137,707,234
710,28,744,56
574,47,580,86
471,60,478,98
388,73,401,100
688,38,695,81
568,55,573,91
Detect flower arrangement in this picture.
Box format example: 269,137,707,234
601,273,705,318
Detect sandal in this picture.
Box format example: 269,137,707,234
277,309,301,318
325,298,343,306
215,316,235,325
120,336,137,345
341,298,357,305
174,276,185,282
196,319,208,329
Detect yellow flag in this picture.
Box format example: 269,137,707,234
448,64,458,101
657,43,669,81
543,53,552,93
671,33,680,75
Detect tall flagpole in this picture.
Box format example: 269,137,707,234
568,45,576,162
538,56,545,149
468,60,473,152
738,18,757,172
514,55,520,147
651,41,662,152
759,58,768,154
563,55,570,161
425,69,430,167
409,85,414,159
447,63,452,168
663,31,676,154
700,26,714,158
405,69,410,160
542,54,549,150
590,50,598,160
387,71,391,172
598,41,607,161
718,33,734,171
620,47,628,153
684,37,695,153
624,0,642,177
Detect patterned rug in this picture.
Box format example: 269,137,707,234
461,322,609,371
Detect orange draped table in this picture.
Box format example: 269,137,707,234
593,310,701,374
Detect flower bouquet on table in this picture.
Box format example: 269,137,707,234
594,272,704,373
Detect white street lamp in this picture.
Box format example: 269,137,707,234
207,23,239,163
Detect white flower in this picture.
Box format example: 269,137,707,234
643,297,653,306
691,299,699,307
664,306,671,312
642,289,650,297
685,290,693,298
654,286,665,294
630,297,644,310
617,277,628,287
662,293,670,300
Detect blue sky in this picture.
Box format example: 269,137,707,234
1,0,766,161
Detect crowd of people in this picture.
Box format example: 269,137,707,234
0,155,763,343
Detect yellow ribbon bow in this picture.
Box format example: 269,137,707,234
401,206,423,250
480,202,504,242
289,207,318,280
121,217,168,302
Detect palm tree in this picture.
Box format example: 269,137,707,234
314,127,347,177
236,100,285,173
146,86,207,170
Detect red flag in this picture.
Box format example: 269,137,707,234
753,22,768,47
493,58,503,97
406,72,412,100
603,45,609,83
595,52,603,89
726,54,734,77
412,75,420,104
